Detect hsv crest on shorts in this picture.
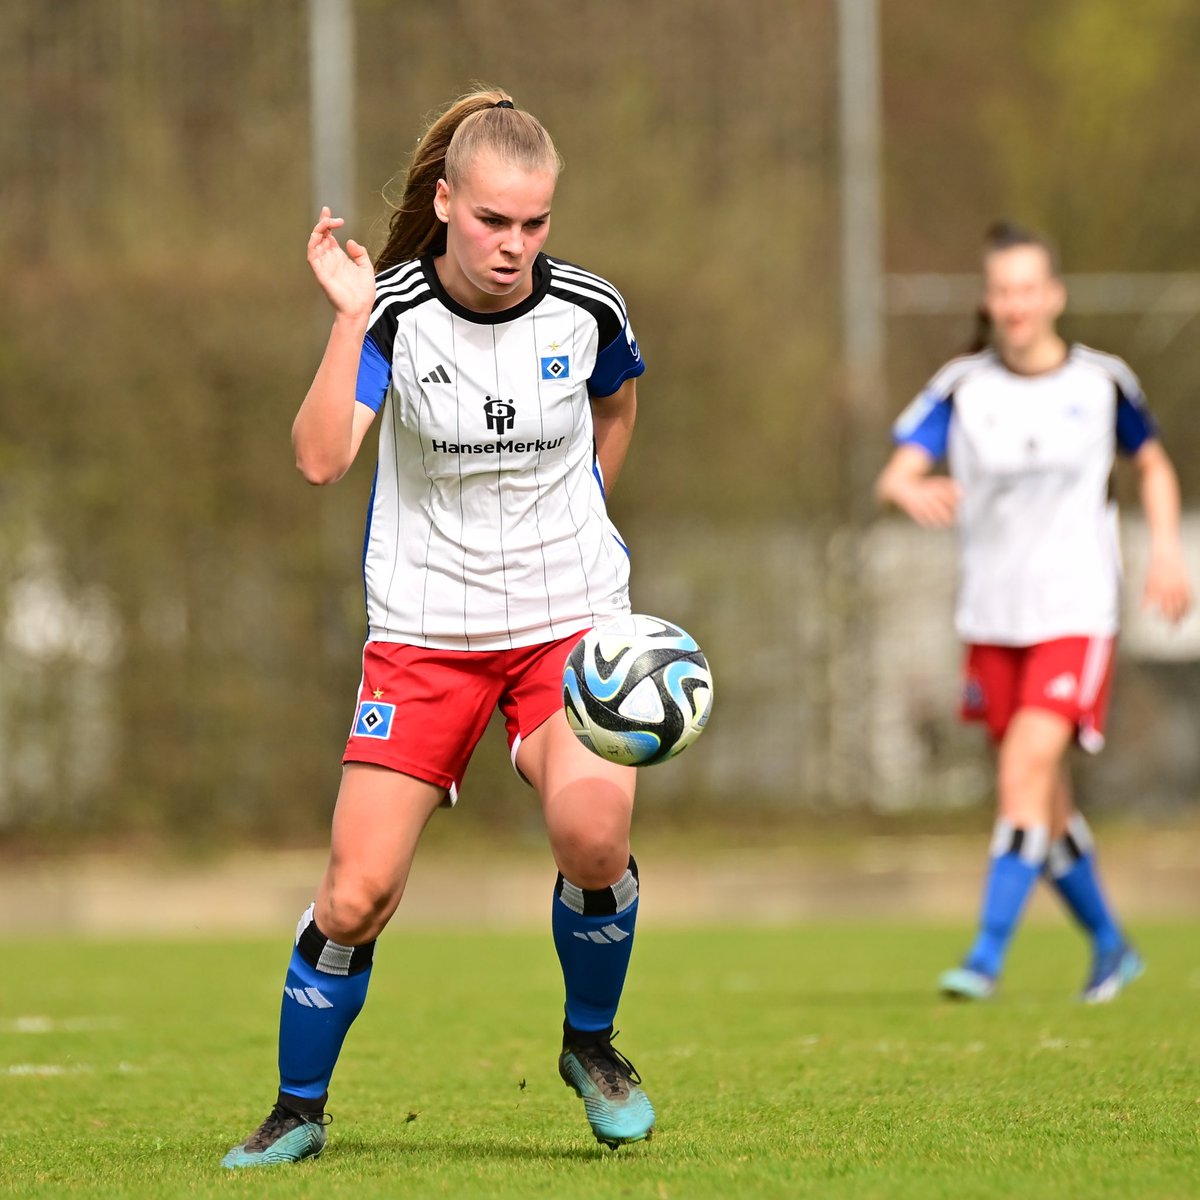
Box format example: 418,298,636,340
352,701,395,739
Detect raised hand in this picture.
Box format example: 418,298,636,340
307,205,375,319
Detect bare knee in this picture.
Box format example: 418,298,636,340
997,749,1041,805
997,741,1063,825
315,874,399,944
553,828,631,890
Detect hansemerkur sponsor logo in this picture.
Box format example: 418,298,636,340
431,436,566,455
429,395,566,455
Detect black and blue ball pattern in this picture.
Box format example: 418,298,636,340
562,614,713,766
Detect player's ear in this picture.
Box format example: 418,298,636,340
433,178,451,225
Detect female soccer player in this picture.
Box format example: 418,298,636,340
222,89,653,1167
875,221,1192,1003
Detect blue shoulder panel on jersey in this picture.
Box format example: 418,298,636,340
589,323,646,398
1115,386,1157,455
355,336,391,412
892,390,952,458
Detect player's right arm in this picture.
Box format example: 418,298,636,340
875,382,959,527
292,206,379,486
874,443,959,528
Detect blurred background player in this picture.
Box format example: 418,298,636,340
222,87,653,1167
875,221,1192,1003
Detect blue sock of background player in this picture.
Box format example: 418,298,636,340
552,857,639,1038
1045,814,1125,954
275,903,374,1111
964,821,1049,979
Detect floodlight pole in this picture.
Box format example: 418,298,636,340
309,0,356,226
829,0,885,808
837,0,886,510
308,0,359,682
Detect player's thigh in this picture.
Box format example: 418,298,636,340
345,641,503,801
316,763,444,939
961,643,1022,744
518,708,636,888
995,708,1075,824
1015,635,1116,754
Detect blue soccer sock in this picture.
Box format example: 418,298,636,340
552,856,639,1036
964,821,1048,979
1046,814,1124,954
276,904,375,1103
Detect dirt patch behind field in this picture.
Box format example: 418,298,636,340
2,828,1197,935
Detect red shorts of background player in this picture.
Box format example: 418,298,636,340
343,631,589,805
960,636,1117,752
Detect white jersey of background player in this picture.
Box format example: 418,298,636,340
895,342,1153,647
876,221,1191,1007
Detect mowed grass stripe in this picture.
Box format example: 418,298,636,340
2,925,1197,1199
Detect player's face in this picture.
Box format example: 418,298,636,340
434,151,556,312
983,245,1066,355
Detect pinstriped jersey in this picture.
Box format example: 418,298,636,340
893,344,1157,645
352,253,644,650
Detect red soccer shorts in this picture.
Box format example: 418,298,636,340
342,631,588,803
960,636,1116,752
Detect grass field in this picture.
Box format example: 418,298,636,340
2,923,1198,1199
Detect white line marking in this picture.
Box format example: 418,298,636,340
1,1016,123,1034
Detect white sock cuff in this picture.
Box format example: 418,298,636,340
1046,813,1095,877
1066,812,1095,853
990,819,1049,866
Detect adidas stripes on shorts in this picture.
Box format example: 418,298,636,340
960,636,1116,752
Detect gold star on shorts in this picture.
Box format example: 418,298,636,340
372,688,385,700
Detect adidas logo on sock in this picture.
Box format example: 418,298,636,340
420,364,452,384
285,986,333,1008
573,923,630,944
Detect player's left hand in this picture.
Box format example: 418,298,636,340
1142,553,1193,625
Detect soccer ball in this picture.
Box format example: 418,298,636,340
562,614,713,766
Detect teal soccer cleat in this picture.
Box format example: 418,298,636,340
1082,945,1145,1004
559,1029,655,1149
221,1099,329,1168
938,966,996,1001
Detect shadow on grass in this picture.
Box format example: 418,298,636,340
328,1131,635,1164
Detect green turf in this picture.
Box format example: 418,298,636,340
2,923,1197,1199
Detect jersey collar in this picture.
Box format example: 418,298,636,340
421,253,551,324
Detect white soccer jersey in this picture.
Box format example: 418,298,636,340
353,253,644,651
893,345,1158,645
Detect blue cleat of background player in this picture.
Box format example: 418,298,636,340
1082,944,1145,1004
937,965,996,1001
